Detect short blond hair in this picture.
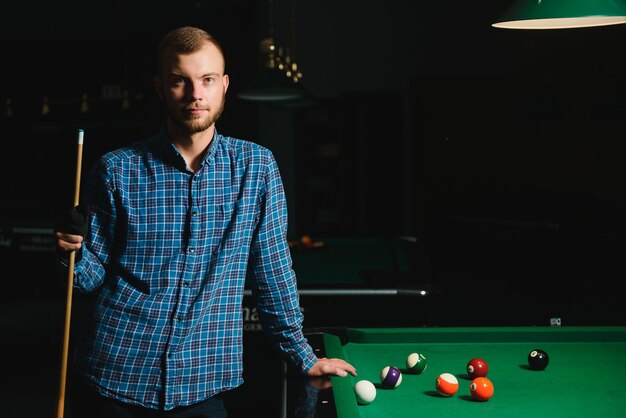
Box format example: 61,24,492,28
155,26,225,76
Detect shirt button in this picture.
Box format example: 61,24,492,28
177,316,183,321
183,281,190,287
188,247,194,253
191,210,198,216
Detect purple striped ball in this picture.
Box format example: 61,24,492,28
380,365,402,388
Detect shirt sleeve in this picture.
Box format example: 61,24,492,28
69,157,117,293
247,152,318,374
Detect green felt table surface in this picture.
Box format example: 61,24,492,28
319,327,626,418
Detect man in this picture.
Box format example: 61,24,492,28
55,26,356,417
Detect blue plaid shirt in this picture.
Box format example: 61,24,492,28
68,128,317,410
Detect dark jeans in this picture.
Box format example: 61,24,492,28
69,379,227,418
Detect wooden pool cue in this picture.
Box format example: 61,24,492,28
56,128,84,418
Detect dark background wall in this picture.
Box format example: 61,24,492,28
1,2,625,417
1,1,625,318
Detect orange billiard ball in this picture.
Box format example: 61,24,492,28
470,377,494,401
435,373,458,397
467,357,489,378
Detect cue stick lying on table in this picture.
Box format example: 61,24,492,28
56,129,84,418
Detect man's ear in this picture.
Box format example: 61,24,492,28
153,75,163,102
223,74,230,93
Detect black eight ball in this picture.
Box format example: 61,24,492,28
528,349,549,370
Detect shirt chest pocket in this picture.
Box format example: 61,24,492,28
209,198,258,245
199,202,235,238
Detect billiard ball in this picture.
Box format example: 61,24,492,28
380,365,402,388
435,373,459,396
470,377,494,401
528,349,549,370
467,357,488,378
354,380,377,404
406,352,428,374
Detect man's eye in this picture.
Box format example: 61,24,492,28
172,77,185,85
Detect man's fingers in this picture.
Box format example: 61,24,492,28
56,231,84,244
312,358,357,377
55,231,84,251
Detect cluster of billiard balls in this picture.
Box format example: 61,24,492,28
354,348,549,405
354,352,427,405
436,357,494,401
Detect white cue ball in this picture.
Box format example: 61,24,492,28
354,379,377,404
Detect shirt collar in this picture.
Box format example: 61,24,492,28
154,125,223,172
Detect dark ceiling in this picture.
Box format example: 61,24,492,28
2,1,625,99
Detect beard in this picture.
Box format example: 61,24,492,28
165,92,226,135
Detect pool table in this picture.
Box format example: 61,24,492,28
243,236,433,331
285,326,626,417
233,237,433,417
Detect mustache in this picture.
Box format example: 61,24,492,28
184,105,209,111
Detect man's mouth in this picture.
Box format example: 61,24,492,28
184,107,207,116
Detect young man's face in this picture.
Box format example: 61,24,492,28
155,42,229,134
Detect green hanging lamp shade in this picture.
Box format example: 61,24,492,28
493,0,626,29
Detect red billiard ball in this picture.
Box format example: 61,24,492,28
467,357,489,378
528,349,549,371
470,377,494,401
435,373,458,396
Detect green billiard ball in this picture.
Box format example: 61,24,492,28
406,352,427,374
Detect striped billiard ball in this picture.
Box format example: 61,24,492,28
436,373,459,396
406,352,428,374
380,365,402,388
